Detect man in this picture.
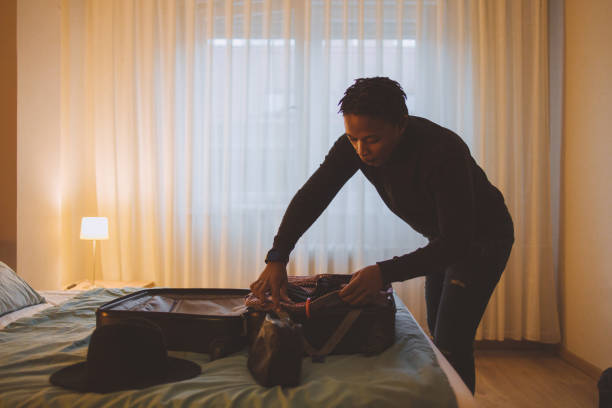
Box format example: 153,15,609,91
250,77,514,393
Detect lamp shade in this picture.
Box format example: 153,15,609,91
80,217,109,240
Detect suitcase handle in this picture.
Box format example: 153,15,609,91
277,309,362,362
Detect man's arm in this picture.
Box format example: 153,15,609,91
250,135,360,306
268,135,361,261
376,146,476,284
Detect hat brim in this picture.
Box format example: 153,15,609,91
50,357,201,394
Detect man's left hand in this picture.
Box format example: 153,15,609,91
339,264,383,306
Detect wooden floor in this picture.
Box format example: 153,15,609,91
474,350,598,408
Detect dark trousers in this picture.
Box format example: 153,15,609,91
425,239,513,394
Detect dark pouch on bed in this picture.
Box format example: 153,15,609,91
247,314,303,387
245,274,396,360
96,288,252,360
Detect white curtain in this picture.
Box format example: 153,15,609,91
54,0,559,342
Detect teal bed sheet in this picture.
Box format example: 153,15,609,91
0,288,457,408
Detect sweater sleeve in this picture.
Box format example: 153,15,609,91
376,146,476,284
269,135,361,261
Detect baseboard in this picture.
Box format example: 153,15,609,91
558,346,603,381
474,339,557,353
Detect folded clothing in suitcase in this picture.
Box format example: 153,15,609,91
245,274,396,358
96,288,251,360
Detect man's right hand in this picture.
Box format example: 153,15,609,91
249,262,291,310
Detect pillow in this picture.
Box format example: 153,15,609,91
0,261,46,317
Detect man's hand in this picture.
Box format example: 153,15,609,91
249,262,291,310
339,264,383,306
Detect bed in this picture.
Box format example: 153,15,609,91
0,287,476,407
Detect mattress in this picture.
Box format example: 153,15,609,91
0,288,476,407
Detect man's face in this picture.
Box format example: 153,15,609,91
344,114,407,167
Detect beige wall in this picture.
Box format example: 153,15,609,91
0,0,17,271
562,0,612,372
17,0,63,290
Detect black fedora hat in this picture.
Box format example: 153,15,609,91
50,318,201,393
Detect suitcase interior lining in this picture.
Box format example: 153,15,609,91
108,293,248,316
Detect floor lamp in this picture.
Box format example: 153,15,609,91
80,217,109,287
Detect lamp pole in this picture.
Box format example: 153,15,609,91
92,239,97,286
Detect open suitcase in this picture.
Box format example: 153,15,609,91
96,274,395,360
96,288,257,360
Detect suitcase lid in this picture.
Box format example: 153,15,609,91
97,288,251,318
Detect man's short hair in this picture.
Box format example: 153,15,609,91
338,77,408,126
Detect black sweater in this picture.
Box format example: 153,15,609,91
269,116,514,284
